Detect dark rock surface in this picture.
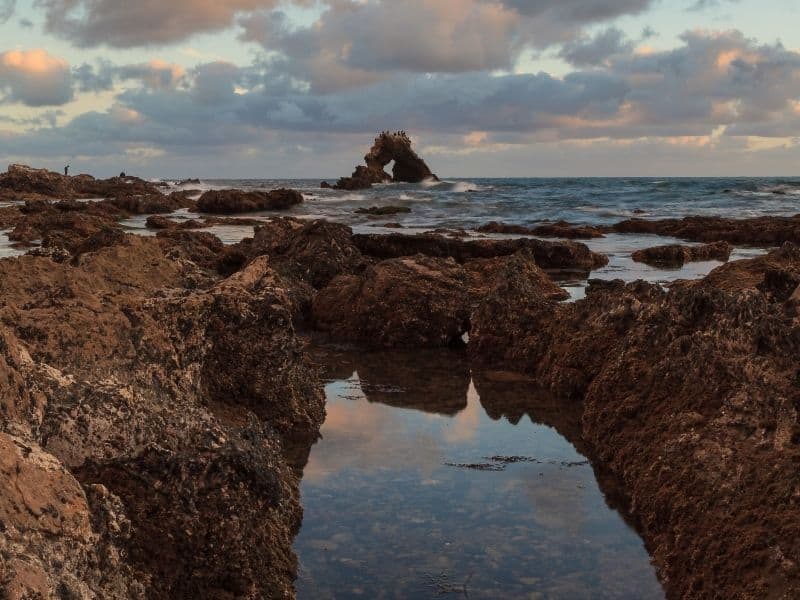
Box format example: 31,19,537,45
607,215,800,246
196,188,303,214
352,232,608,271
476,220,605,239
631,241,733,267
355,205,412,216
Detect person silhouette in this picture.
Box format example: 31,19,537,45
64,164,70,176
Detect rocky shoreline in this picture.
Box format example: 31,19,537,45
0,161,799,599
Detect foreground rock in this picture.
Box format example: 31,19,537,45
0,232,325,598
196,188,303,214
332,132,437,190
0,164,162,201
607,214,800,246
469,245,800,598
313,250,568,349
631,241,732,267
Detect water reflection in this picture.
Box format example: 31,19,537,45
294,346,663,599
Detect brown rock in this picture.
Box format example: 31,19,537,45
631,241,733,267
352,232,608,271
476,220,605,239
196,188,303,214
607,214,800,246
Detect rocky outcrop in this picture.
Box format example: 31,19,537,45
476,220,605,239
195,189,303,214
468,245,800,598
352,232,608,271
606,215,800,246
333,132,437,190
631,241,732,267
0,164,162,201
0,229,325,598
312,250,568,349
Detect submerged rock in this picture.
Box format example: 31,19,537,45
334,132,437,190
196,188,303,214
631,241,732,267
355,205,412,216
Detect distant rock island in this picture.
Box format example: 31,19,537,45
325,131,438,190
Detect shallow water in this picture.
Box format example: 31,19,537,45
292,347,664,599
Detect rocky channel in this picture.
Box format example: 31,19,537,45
0,159,798,599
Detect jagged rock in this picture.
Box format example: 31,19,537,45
0,232,325,598
469,249,800,598
476,220,605,239
352,232,608,271
606,215,800,246
334,132,437,190
313,250,568,349
313,255,471,348
196,189,303,214
631,241,733,267
220,218,366,289
0,164,162,201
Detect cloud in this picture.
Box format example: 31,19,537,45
559,27,634,66
687,0,740,11
0,0,15,23
239,0,662,91
5,28,800,176
0,48,73,106
33,0,295,47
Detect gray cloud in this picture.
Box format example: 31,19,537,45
499,0,654,22
0,0,15,23
559,27,634,66
33,0,298,47
0,48,73,106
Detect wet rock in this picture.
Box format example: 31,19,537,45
480,251,800,598
103,191,195,214
682,242,800,300
221,218,366,291
355,205,411,216
178,178,201,185
607,214,800,246
352,232,608,271
0,164,163,201
476,220,605,239
196,188,303,214
313,250,568,350
156,229,225,272
320,181,332,189
0,232,325,598
631,241,733,267
313,255,471,348
334,131,437,190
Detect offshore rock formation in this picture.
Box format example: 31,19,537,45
0,214,325,598
631,241,733,267
333,132,437,190
0,164,162,201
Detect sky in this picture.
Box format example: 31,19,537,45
1,0,800,178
